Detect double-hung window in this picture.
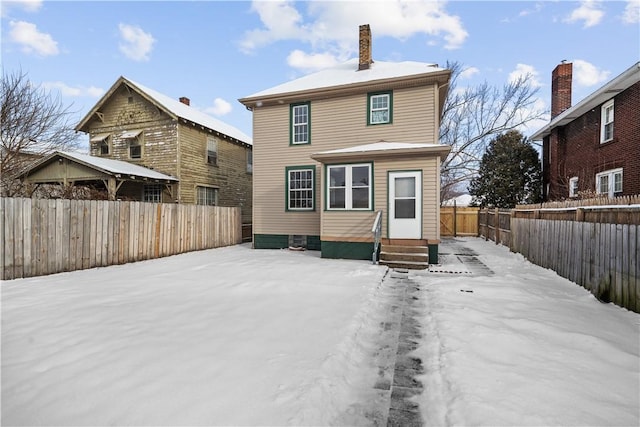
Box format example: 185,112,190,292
197,186,218,206
90,133,111,156
207,137,218,166
286,166,314,211
569,177,579,198
327,164,372,210
247,149,253,173
600,100,614,143
596,168,623,197
368,91,392,125
290,102,310,145
122,130,143,159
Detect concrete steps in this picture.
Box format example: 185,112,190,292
379,244,429,270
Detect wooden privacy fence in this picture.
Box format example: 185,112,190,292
440,206,479,236
1,197,242,280
479,196,640,313
478,208,512,246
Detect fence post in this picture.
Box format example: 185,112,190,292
453,200,458,237
495,208,500,244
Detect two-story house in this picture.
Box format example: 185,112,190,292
239,25,451,266
75,77,253,223
531,61,639,200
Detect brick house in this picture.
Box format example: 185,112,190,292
75,77,253,223
531,61,640,200
239,25,451,266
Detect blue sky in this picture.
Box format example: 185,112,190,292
2,0,639,147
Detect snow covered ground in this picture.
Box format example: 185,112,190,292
2,238,638,426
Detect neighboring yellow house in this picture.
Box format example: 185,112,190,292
239,25,451,266
76,77,253,223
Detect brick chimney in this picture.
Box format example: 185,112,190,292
358,24,373,71
179,97,190,106
551,61,572,118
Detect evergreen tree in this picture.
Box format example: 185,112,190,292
469,130,542,208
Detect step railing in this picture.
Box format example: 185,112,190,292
371,210,383,264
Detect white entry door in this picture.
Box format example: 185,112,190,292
388,171,422,239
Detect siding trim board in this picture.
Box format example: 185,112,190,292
320,240,373,260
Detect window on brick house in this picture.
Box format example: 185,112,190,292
600,100,614,143
596,168,623,197
569,177,578,198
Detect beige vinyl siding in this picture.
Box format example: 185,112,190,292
320,156,441,241
253,84,439,237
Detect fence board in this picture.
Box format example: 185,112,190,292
1,198,242,280
480,206,639,313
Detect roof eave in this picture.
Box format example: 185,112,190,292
311,145,451,163
530,61,640,141
239,69,451,108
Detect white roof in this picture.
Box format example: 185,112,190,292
123,78,252,145
315,141,445,155
57,151,178,181
244,58,446,99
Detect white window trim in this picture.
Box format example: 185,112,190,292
327,163,372,210
595,168,623,197
287,168,314,211
569,177,578,198
600,99,614,143
369,93,390,125
291,104,309,145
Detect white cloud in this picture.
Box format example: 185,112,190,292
205,98,232,116
41,81,105,98
572,59,610,86
239,0,468,58
8,20,58,56
622,0,640,24
508,63,542,88
118,23,155,62
1,0,42,16
287,50,340,72
459,66,480,79
564,1,604,28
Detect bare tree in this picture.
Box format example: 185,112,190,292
1,69,80,196
440,61,545,202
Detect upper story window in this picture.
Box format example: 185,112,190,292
122,130,143,159
207,137,218,166
569,177,578,198
197,186,218,206
290,102,310,145
368,91,392,125
90,133,111,156
327,163,372,210
596,168,623,197
143,184,162,203
286,166,314,211
247,149,253,174
600,99,614,143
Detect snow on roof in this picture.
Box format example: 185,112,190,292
59,151,178,181
315,141,446,155
124,78,252,145
443,194,473,206
243,59,446,99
